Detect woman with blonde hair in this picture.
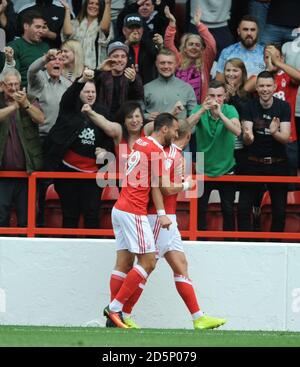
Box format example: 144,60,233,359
61,39,85,81
164,6,216,103
60,0,114,69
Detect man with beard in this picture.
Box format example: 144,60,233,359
216,15,265,82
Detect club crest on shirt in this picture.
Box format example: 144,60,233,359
281,78,287,88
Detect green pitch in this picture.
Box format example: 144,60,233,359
0,326,300,347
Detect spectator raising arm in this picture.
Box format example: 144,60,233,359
60,0,74,37
100,0,112,34
81,103,122,145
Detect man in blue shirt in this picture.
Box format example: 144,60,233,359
216,15,265,81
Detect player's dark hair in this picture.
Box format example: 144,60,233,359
154,113,177,131
256,70,275,82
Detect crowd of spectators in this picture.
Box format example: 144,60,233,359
0,0,300,236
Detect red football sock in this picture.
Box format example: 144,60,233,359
174,274,201,315
109,271,126,301
122,279,146,314
115,265,147,305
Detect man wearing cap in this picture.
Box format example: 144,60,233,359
116,0,169,39
94,41,144,120
117,13,163,85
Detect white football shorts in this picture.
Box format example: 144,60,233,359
112,207,156,254
147,214,184,258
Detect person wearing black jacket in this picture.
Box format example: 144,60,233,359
116,13,163,85
115,0,169,40
44,69,114,229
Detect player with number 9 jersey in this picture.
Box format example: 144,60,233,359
115,136,166,215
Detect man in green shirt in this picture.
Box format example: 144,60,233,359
187,80,241,233
8,10,49,87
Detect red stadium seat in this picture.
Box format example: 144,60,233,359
261,191,300,233
44,184,63,228
9,209,17,227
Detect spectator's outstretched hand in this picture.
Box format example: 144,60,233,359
59,0,70,10
81,103,92,114
44,49,61,63
225,81,236,99
148,111,160,121
4,47,14,63
265,45,280,71
95,147,108,160
269,117,280,135
82,68,94,81
127,30,141,44
13,87,30,109
124,64,136,81
164,6,176,25
99,58,115,71
194,7,202,26
202,96,214,111
244,126,254,142
210,101,221,116
153,33,163,48
172,100,185,116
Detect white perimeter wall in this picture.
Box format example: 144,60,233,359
0,237,300,331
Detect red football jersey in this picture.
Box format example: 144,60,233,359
274,70,298,142
115,136,166,215
114,130,146,177
148,144,183,215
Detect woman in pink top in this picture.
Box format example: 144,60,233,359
164,6,217,103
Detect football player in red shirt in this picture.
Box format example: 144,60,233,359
103,113,178,328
